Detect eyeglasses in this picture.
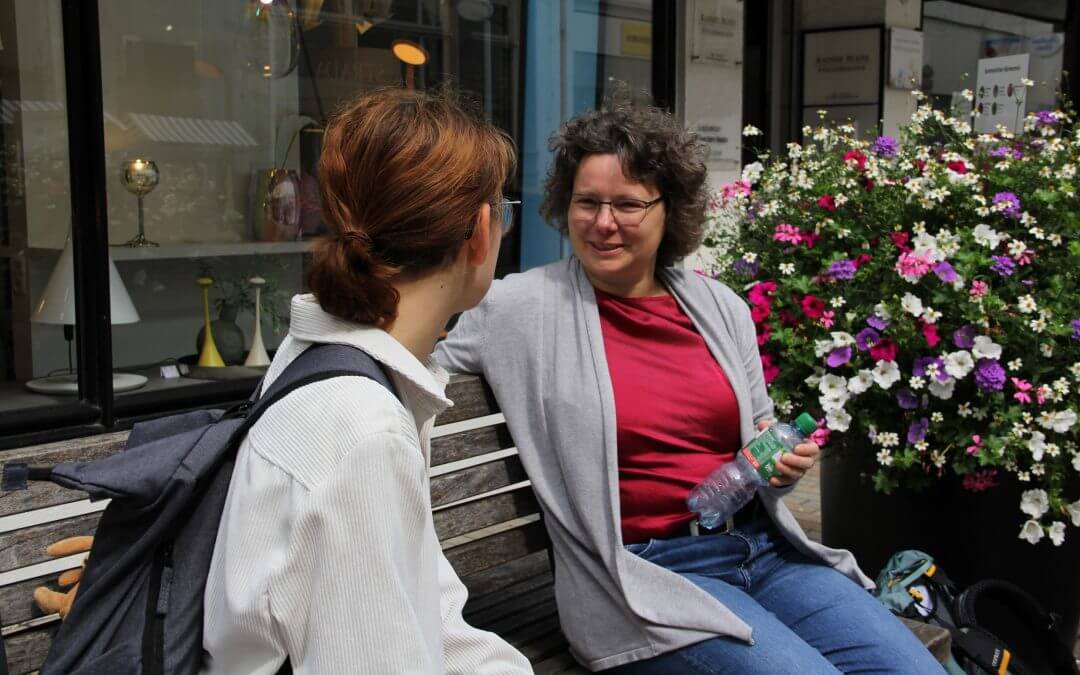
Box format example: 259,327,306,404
466,199,520,240
495,199,520,236
569,194,663,227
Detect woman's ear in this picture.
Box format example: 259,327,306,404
464,202,493,267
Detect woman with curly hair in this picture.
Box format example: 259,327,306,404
435,101,943,673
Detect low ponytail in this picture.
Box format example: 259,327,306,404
307,231,400,326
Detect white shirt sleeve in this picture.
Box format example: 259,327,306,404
268,429,531,674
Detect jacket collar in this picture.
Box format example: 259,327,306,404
286,294,451,414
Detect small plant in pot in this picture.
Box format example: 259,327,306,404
196,261,288,365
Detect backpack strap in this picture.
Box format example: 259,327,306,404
231,343,400,443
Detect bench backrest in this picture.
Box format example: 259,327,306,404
1,375,549,674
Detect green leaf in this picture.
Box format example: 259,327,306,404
1034,189,1062,204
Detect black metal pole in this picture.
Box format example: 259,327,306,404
652,0,678,114
60,0,114,426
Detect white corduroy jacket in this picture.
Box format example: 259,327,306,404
201,294,532,675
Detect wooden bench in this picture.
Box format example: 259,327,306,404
1,375,948,674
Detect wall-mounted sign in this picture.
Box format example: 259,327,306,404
620,22,652,59
974,53,1029,134
695,115,741,166
690,0,743,67
888,27,923,90
803,27,882,106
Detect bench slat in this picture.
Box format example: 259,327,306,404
532,649,588,674
0,572,66,629
440,375,499,424
444,520,548,578
430,423,513,467
430,455,527,508
434,486,539,541
3,622,56,675
0,435,125,518
467,583,556,634
0,513,100,575
459,549,551,603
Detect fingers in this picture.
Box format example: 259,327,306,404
756,420,771,431
790,441,821,458
46,536,94,557
34,587,66,614
58,568,83,588
59,582,79,619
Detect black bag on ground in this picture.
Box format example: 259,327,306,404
1,344,397,675
875,550,1078,675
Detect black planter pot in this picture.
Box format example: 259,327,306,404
821,449,1080,644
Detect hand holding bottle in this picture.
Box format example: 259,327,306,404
757,419,821,487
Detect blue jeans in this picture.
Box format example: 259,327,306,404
612,507,945,674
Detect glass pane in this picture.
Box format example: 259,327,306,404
520,0,654,270
0,0,81,422
95,0,523,411
923,1,1068,114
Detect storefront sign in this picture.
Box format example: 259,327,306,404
888,28,923,90
974,53,1029,133
695,115,741,166
620,22,652,59
690,0,743,67
803,28,881,106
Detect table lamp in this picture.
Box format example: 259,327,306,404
26,238,148,394
391,39,428,90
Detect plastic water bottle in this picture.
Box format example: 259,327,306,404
687,413,818,529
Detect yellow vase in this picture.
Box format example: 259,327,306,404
197,276,226,368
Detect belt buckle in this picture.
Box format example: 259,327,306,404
689,517,735,536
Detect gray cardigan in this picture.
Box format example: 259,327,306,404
434,257,872,671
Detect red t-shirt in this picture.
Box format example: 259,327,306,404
595,288,741,544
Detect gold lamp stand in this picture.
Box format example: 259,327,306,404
197,276,225,367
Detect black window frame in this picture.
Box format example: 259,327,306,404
0,0,680,450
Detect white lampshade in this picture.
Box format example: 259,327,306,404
32,238,140,325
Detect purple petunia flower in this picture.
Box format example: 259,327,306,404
907,417,929,445
828,259,857,280
855,327,881,352
974,359,1006,392
993,191,1021,219
896,389,919,410
953,325,976,349
932,261,958,283
1072,318,1080,340
827,346,853,368
867,314,889,331
1036,110,1058,126
731,258,760,278
872,135,899,157
990,145,1010,158
991,255,1016,277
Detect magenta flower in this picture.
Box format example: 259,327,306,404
895,251,933,280
773,223,803,244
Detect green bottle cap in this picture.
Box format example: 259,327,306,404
794,413,818,437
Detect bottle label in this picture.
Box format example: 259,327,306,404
740,429,785,482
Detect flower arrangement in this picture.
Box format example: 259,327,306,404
706,91,1080,545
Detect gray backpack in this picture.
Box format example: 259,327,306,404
2,344,397,675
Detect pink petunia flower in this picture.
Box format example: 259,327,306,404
895,251,934,281
820,310,836,328
921,321,941,348
1011,378,1032,404
965,435,982,455
773,223,804,244
969,280,989,297
817,194,837,212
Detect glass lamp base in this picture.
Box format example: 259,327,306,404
26,372,149,394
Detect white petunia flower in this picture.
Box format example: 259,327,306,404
972,224,1001,249
1017,295,1038,314
1020,489,1050,519
1052,409,1077,433
872,360,901,389
972,336,1002,360
743,124,762,136
830,332,855,348
928,378,955,400
847,370,874,395
815,339,836,358
1019,520,1044,545
1049,522,1066,547
779,262,795,275
826,409,852,432
741,161,765,183
1028,431,1046,462
805,368,825,388
820,393,849,412
819,374,848,396
873,303,892,322
901,293,924,317
944,351,975,379
1067,500,1080,527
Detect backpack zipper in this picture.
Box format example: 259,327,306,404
144,543,173,675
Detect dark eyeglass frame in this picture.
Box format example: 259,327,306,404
464,199,520,240
569,194,664,227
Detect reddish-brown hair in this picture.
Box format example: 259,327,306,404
307,88,516,326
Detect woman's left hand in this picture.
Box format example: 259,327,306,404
756,420,819,487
